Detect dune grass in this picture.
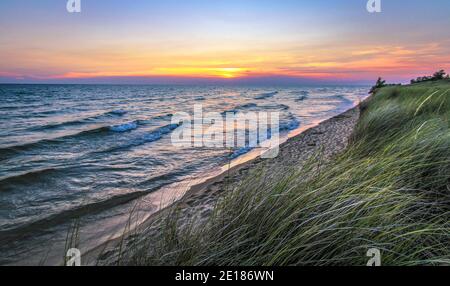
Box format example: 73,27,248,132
128,80,450,266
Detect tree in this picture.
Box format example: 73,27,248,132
369,77,386,94
433,70,446,80
411,70,448,84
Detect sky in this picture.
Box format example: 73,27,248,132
0,0,450,84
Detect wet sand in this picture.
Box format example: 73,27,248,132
92,105,361,265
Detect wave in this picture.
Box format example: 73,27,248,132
295,91,310,102
261,103,290,111
1,113,176,160
0,190,150,242
228,116,300,160
13,90,34,96
137,113,173,124
142,123,181,142
299,91,309,96
255,91,278,100
221,103,258,115
295,95,308,102
108,113,175,133
257,116,300,143
99,123,182,153
230,146,253,159
107,109,127,116
0,105,22,111
326,94,353,103
279,117,301,132
0,167,65,189
222,102,288,114
136,170,187,187
29,109,128,132
240,103,258,109
29,120,86,131
109,121,138,132
0,127,108,161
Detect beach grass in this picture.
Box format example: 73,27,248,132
127,80,450,266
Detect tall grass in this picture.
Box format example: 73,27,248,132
127,80,450,266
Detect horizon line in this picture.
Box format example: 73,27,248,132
0,75,404,86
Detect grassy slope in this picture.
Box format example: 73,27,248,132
130,80,450,266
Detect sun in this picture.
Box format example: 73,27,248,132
215,68,245,78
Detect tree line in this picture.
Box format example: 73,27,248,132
370,70,449,94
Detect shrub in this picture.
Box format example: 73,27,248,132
411,70,448,84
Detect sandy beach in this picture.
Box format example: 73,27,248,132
92,105,361,265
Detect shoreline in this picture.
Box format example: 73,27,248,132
91,103,362,265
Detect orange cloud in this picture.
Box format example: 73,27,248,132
2,40,449,82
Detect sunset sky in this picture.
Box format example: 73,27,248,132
1,0,450,84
